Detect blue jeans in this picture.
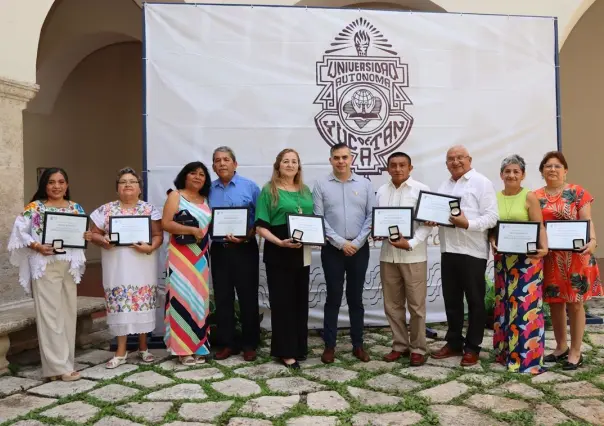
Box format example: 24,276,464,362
321,242,370,349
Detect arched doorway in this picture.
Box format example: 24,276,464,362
559,0,604,254
23,0,143,296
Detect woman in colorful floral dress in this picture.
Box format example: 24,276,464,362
490,155,548,374
162,162,212,366
534,151,603,370
8,168,89,382
89,168,163,369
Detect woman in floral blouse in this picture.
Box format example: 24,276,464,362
8,168,90,382
89,167,163,369
534,151,603,370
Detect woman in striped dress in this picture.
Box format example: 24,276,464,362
162,162,212,366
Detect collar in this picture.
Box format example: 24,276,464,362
450,168,476,183
329,172,357,183
388,176,415,190
212,172,240,189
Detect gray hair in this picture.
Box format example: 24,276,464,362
500,154,526,173
213,146,237,162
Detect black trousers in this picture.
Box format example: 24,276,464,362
265,262,310,359
441,252,487,353
210,240,260,350
322,242,370,349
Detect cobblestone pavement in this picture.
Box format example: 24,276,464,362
1,301,603,425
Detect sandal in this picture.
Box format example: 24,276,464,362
61,371,81,382
139,349,155,363
106,353,128,369
194,355,206,365
179,355,196,366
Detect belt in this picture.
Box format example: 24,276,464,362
214,239,252,248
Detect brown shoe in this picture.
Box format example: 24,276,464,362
410,353,427,367
214,348,232,360
431,344,462,359
353,347,370,362
383,350,410,362
243,350,257,362
321,348,335,364
460,352,479,367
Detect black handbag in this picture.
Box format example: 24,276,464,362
173,209,199,245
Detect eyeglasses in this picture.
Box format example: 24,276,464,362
446,155,469,163
543,164,564,170
118,180,140,185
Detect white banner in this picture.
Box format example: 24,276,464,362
144,4,558,331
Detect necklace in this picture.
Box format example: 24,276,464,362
502,191,519,220
544,184,565,203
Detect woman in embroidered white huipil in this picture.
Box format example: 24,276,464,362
89,168,163,369
8,167,89,382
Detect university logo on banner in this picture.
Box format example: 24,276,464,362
314,18,414,174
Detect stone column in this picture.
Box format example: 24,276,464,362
0,77,38,308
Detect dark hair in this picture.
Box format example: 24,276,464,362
539,151,568,173
31,167,70,202
173,161,211,197
387,152,412,166
330,143,350,156
115,167,143,191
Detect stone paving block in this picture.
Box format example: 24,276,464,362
0,393,57,423
266,376,325,394
146,383,207,401
554,380,604,397
118,401,172,423
0,376,42,397
214,356,250,368
158,359,193,371
369,345,392,356
124,371,173,388
299,357,338,368
531,371,573,384
560,399,604,425
75,349,114,365
534,402,571,425
41,400,100,423
227,419,273,426
287,416,338,426
126,349,170,365
234,362,288,379
93,416,145,426
307,391,349,412
179,401,235,422
427,356,483,371
347,386,401,406
27,379,96,397
366,373,421,393
431,404,507,426
16,362,88,381
350,360,398,372
418,380,470,403
239,395,300,418
465,394,529,413
164,422,213,426
79,363,138,380
458,373,500,386
590,333,604,347
304,366,359,383
89,383,139,403
399,365,453,381
211,378,261,397
489,381,544,399
11,422,46,426
175,367,224,381
351,411,424,426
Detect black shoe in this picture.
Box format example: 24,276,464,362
543,348,569,363
296,355,307,361
562,355,583,371
280,358,300,370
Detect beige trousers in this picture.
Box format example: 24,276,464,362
380,261,427,354
32,261,77,377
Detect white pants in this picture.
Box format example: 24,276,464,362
32,261,77,377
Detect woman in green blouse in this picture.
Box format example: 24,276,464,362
255,149,313,369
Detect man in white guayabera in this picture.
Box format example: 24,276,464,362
430,145,499,366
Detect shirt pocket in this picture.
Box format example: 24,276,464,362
461,188,480,216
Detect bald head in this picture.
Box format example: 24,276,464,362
446,145,472,181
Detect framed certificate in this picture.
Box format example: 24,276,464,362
109,216,152,246
372,207,414,239
42,212,89,249
286,214,326,246
415,190,461,227
211,207,249,238
495,221,540,255
545,220,590,251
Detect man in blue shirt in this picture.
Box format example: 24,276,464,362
313,143,375,363
209,146,261,361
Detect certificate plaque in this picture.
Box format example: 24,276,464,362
42,212,89,249
415,190,461,227
545,220,590,251
286,214,326,245
211,207,249,238
372,207,413,239
495,221,540,255
109,215,152,246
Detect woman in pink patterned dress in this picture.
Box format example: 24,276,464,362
89,168,164,369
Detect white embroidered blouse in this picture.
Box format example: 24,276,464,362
7,200,87,294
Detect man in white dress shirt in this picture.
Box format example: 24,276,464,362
431,145,498,366
376,152,432,367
